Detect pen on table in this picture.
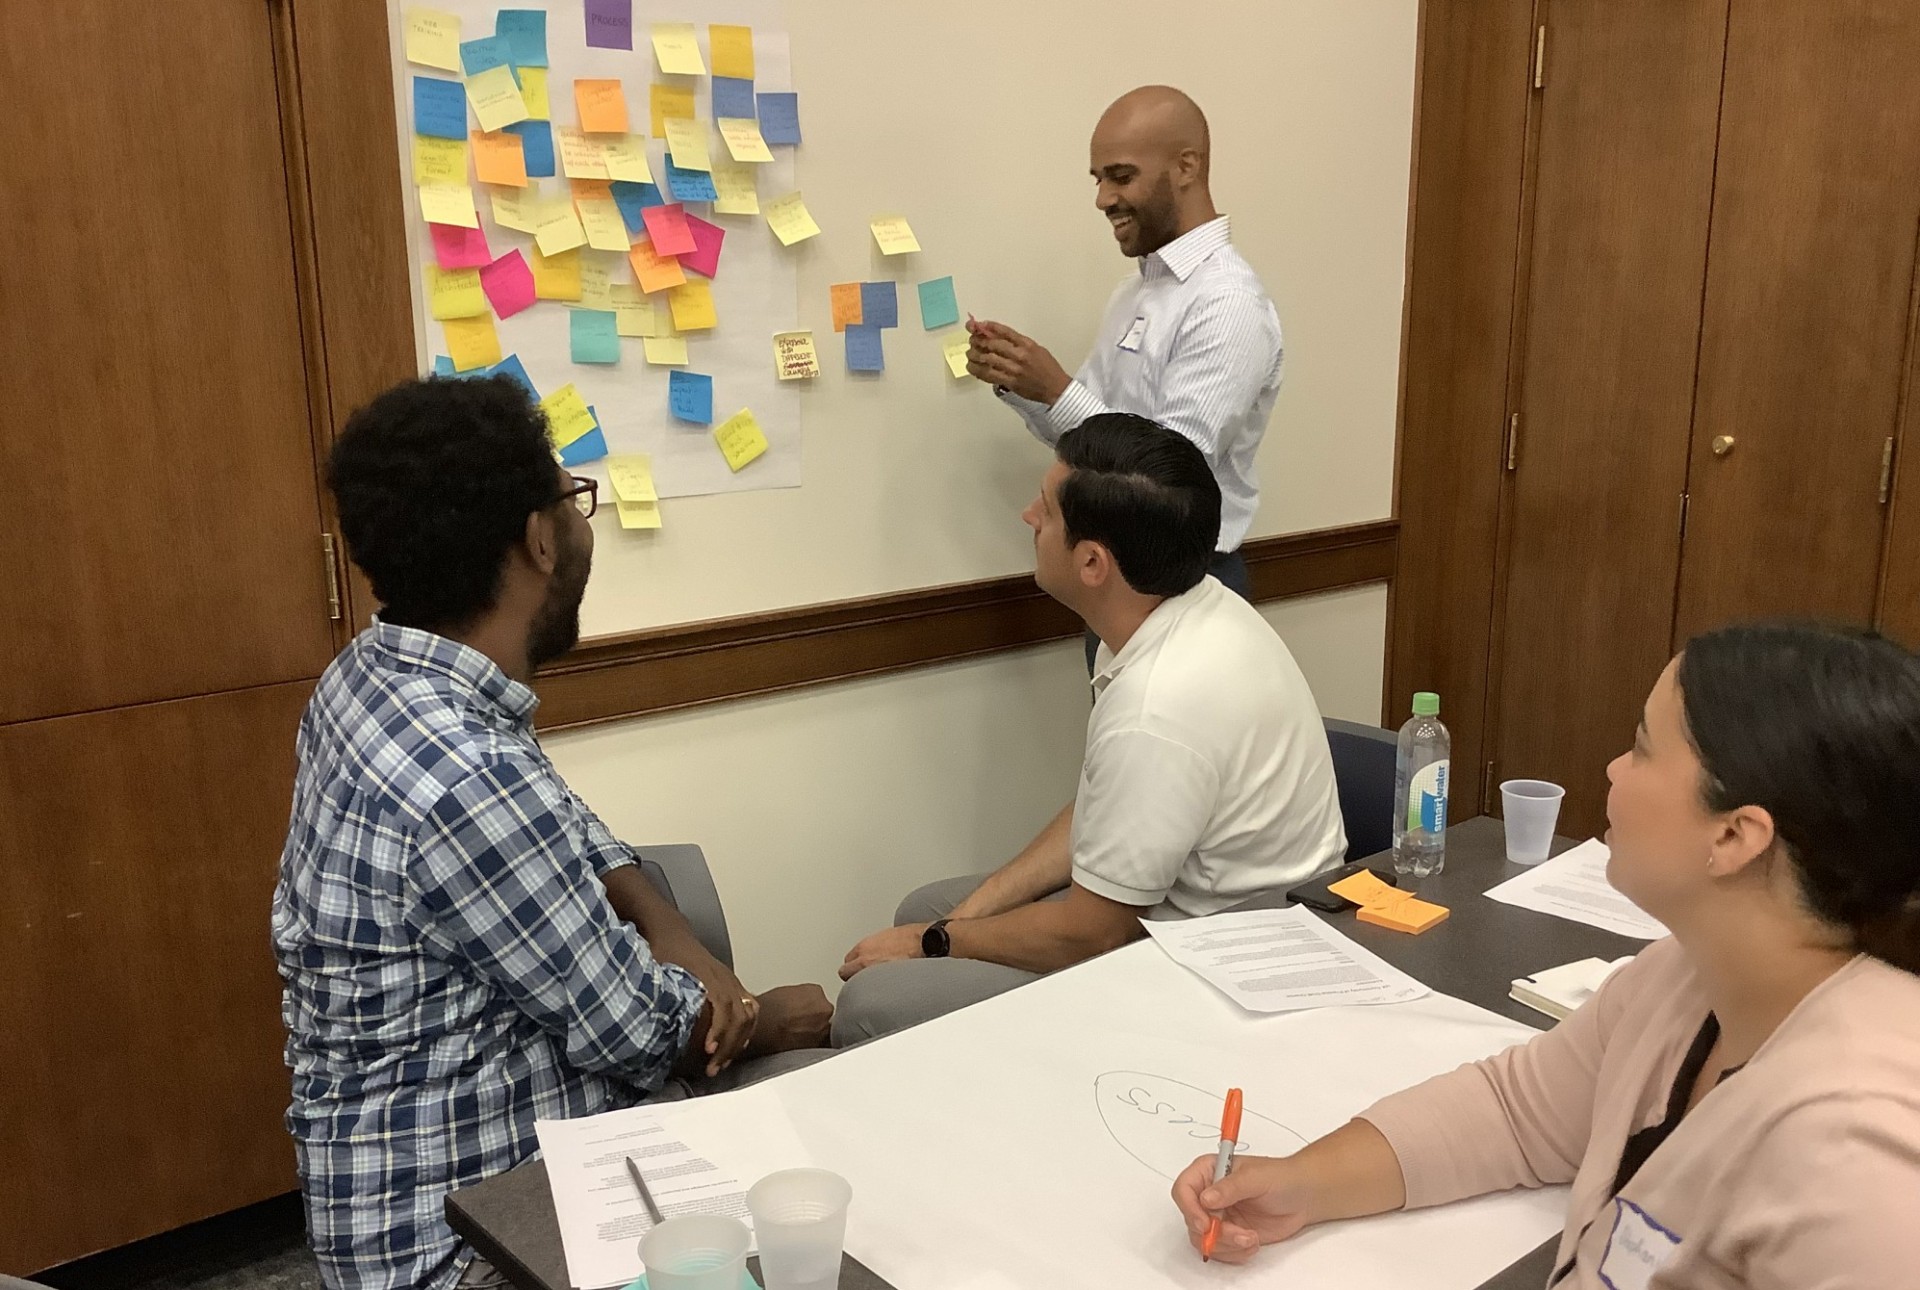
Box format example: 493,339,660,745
625,1155,665,1226
1200,1087,1244,1263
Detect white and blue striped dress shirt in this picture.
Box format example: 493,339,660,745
999,216,1283,552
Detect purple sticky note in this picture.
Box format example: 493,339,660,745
584,0,633,49
431,223,492,270
480,250,537,319
682,215,725,278
642,203,696,257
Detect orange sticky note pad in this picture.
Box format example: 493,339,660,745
829,282,863,331
1356,894,1450,935
575,79,630,133
470,131,527,187
628,239,687,293
1327,870,1396,907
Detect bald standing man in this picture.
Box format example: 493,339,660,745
969,87,1282,657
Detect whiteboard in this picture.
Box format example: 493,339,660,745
385,0,1416,637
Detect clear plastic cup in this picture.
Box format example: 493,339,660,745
639,1214,749,1290
747,1169,852,1290
1501,780,1567,866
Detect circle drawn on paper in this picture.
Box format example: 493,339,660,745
1094,1070,1310,1181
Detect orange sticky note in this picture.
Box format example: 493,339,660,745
1356,895,1451,935
1327,870,1396,907
829,282,863,332
470,131,528,187
628,238,687,293
574,79,630,134
442,314,501,371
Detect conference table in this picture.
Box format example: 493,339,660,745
447,816,1639,1290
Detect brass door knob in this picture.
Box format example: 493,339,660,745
1711,434,1737,457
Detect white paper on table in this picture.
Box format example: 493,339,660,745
535,1088,811,1289
1484,839,1670,939
1142,905,1430,1012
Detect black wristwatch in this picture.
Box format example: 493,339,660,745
921,918,953,959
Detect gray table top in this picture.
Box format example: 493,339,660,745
447,816,1637,1290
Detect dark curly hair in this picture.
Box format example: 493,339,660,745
1055,413,1221,596
327,375,559,631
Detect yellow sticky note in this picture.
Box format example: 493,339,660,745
708,24,755,78
615,298,660,337
412,136,468,187
558,127,610,180
425,265,487,320
650,84,696,139
651,23,706,75
471,131,528,187
539,383,597,448
717,117,773,164
643,335,690,365
617,499,663,530
668,279,717,331
774,331,819,380
606,455,658,503
533,200,588,256
764,191,820,246
519,67,551,120
418,183,478,228
710,157,759,214
870,215,921,255
1328,870,1397,907
442,315,501,371
491,187,541,232
404,8,462,71
713,408,769,472
602,135,653,182
942,332,972,378
530,245,583,300
663,117,710,171
577,195,631,251
575,79,630,134
465,65,529,133
628,239,687,293
578,257,615,309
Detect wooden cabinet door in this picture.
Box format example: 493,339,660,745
1671,1,1920,644
0,0,338,723
1488,0,1729,836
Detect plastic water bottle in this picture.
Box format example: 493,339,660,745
1392,692,1451,880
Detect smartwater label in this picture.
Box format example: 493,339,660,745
1408,760,1449,833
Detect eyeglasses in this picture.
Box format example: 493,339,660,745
557,475,598,519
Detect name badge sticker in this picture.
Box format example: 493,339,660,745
1598,1198,1682,1290
1117,315,1148,352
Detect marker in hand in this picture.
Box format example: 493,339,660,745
1200,1087,1244,1263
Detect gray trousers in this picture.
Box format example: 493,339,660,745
830,874,1068,1047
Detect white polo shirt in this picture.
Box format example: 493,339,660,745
1072,576,1347,917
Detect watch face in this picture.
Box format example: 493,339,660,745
921,921,950,958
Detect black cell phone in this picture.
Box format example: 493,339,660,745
1287,861,1398,913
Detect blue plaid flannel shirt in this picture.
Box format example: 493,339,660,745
272,622,706,1290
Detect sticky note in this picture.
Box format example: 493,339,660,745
443,314,502,371
845,323,885,372
628,239,687,293
718,118,773,164
530,245,583,300
508,120,555,176
607,455,658,502
663,117,710,171
518,67,551,120
713,408,769,472
641,203,696,256
533,200,588,256
764,191,819,245
575,79,630,134
829,283,863,332
405,9,462,71
495,10,548,67
558,127,610,179
643,335,690,365
942,332,972,378
664,155,719,203
861,281,899,329
668,279,717,331
426,265,487,319
602,135,651,182
774,331,819,380
577,195,630,251
870,216,920,255
611,180,666,232
1328,870,1397,907
650,84,696,139
917,276,960,330
1356,895,1451,935
459,35,516,78
584,0,632,49
710,158,759,214
576,260,612,310
711,76,755,122
669,370,714,423
471,131,527,186
652,23,705,75
709,25,755,79
432,355,457,377
681,215,725,277
490,188,540,232
570,309,621,364
413,76,469,140
480,250,536,318
412,135,468,186
490,353,538,398
617,499,662,529
756,92,800,145
540,383,597,448
467,65,529,132
419,183,478,228
430,222,492,269
615,296,659,337
559,426,609,467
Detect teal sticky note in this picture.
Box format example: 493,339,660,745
570,310,620,364
495,11,549,67
917,277,959,330
459,35,519,83
433,355,455,376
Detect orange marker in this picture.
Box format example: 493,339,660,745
1200,1087,1244,1262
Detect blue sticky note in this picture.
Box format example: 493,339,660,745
413,76,469,140
559,426,609,467
917,276,959,330
489,354,539,399
757,92,801,145
861,281,899,329
495,11,549,67
432,355,455,376
509,120,556,177
669,370,714,424
845,324,885,372
664,155,719,203
571,310,621,365
712,76,756,121
611,180,666,233
459,35,519,83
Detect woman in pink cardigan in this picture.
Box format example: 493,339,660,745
1172,622,1920,1289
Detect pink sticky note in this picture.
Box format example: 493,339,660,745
431,222,493,269
641,203,696,256
682,214,726,278
479,250,537,319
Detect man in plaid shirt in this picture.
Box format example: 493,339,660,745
273,377,832,1290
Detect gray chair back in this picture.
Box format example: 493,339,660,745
1324,718,1398,861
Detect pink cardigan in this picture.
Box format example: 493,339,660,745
1360,938,1920,1289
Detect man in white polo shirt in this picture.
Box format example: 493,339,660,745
831,414,1346,1045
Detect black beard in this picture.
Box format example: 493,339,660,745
527,538,590,669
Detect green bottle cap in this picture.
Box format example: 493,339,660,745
1412,692,1440,716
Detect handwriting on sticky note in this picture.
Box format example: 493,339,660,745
650,83,695,139
530,245,583,300
756,92,800,145
641,203,696,256
764,191,820,246
471,131,527,187
570,309,621,364
710,158,759,214
584,0,632,49
774,332,819,380
615,298,659,337
540,383,597,447
668,279,717,331
576,196,630,251
577,258,614,309
651,22,706,74
426,265,487,320
918,276,961,330
458,34,515,77
668,369,714,423
643,335,689,365
443,314,501,371
942,332,972,378
628,239,687,293
466,65,528,133
711,75,756,122
405,8,462,71
418,183,478,228
713,408,769,472
518,66,551,120
575,79,630,134
708,24,755,79
496,10,548,67
718,118,772,164
681,215,725,278
1328,870,1397,906
533,200,588,256
491,188,539,232
480,250,536,319
606,455,658,503
601,135,651,182
860,281,899,329
431,222,491,270
617,499,662,529
558,127,610,179
413,76,469,140
845,324,885,372
663,117,710,171
663,154,718,203
830,283,863,332
413,135,468,187
870,215,920,255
